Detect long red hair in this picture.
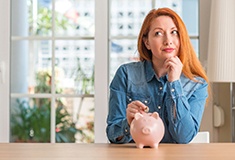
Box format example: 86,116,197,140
138,8,208,84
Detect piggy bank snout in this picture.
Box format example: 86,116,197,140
142,127,151,135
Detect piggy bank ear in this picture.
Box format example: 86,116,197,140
134,113,143,120
151,112,159,119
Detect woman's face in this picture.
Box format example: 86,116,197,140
144,16,180,63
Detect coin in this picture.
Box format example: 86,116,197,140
144,106,149,113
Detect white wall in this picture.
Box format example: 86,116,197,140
199,0,233,142
199,0,218,142
0,0,10,142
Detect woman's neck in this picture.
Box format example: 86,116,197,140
152,60,167,78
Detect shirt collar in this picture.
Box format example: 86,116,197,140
144,60,168,83
144,60,156,82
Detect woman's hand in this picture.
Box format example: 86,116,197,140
164,56,183,82
126,100,148,125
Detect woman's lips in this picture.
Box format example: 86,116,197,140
162,48,174,53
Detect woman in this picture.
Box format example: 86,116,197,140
106,8,209,144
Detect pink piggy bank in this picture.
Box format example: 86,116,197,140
130,112,165,148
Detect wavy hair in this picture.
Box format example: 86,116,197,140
138,8,208,83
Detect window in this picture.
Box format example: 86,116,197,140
7,0,198,143
10,0,95,143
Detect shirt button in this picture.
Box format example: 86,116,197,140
125,129,128,133
144,100,148,104
171,89,175,92
129,98,132,101
158,106,161,109
159,87,163,90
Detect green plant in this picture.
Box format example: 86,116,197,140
10,99,50,142
28,2,72,35
10,69,77,142
11,69,94,143
10,98,78,143
55,104,77,142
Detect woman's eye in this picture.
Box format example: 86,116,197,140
155,31,163,36
172,30,178,35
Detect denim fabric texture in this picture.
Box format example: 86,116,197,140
106,60,208,144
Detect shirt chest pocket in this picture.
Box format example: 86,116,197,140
126,94,151,106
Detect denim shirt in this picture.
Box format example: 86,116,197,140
106,60,208,144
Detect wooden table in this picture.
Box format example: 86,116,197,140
0,143,235,160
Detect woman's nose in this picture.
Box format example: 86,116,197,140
163,35,172,45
